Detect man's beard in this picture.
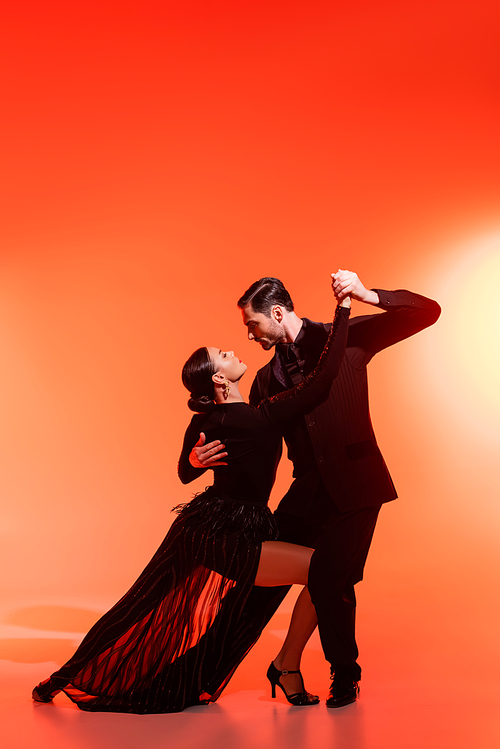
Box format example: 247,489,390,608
256,319,284,350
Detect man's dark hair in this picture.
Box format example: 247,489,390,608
237,277,294,316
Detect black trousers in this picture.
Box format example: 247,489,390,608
275,499,380,682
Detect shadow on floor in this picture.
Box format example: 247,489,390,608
0,638,77,664
2,605,103,632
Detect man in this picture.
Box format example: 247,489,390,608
185,270,440,707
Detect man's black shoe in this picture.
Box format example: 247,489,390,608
326,678,359,708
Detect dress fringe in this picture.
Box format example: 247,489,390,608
173,489,278,543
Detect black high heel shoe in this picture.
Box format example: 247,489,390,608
266,662,319,706
32,679,61,703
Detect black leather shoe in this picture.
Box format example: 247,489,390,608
326,678,359,708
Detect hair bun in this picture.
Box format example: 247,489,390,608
188,395,216,413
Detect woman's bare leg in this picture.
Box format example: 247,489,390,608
254,541,313,587
255,541,318,700
273,586,318,697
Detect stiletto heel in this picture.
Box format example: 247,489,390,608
266,662,319,706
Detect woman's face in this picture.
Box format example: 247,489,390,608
207,347,247,383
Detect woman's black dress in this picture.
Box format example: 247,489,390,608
32,306,350,713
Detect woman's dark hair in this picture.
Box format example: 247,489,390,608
237,277,294,316
182,347,217,412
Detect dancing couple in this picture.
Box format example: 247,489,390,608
32,269,440,712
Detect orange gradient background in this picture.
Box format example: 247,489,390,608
1,1,500,745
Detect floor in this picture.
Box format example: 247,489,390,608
2,578,499,749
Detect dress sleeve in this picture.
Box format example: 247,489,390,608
177,413,209,484
259,305,350,426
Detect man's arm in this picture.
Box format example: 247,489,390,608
332,270,441,365
186,432,228,475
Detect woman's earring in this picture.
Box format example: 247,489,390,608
223,379,231,399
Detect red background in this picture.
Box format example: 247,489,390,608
1,3,499,742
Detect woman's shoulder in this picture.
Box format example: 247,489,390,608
183,411,213,436
216,401,266,421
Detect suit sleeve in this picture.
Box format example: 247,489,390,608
260,305,350,425
347,289,441,368
248,376,263,408
177,413,210,485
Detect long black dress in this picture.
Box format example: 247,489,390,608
32,305,350,713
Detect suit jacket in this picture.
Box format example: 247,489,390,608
248,289,441,514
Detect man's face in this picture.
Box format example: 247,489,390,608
241,304,285,350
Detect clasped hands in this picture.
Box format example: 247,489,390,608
331,269,378,305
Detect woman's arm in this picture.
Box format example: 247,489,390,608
260,301,350,425
177,414,210,484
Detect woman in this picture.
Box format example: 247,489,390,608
32,288,351,713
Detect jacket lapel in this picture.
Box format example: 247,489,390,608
270,350,292,390
301,319,330,375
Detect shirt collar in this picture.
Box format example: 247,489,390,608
293,318,307,347
280,318,306,346
276,319,307,357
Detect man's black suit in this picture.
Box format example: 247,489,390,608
248,289,440,680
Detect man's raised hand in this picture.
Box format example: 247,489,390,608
331,270,380,306
189,432,228,468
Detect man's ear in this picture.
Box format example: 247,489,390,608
212,371,225,385
272,305,283,323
